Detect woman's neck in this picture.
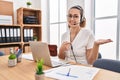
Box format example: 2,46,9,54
70,27,81,34
70,27,81,42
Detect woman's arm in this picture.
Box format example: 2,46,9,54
86,39,112,65
58,42,71,59
58,46,66,59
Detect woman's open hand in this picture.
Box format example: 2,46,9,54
95,39,113,45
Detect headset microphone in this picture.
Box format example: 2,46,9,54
73,22,79,25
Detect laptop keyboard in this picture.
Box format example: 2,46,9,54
50,56,69,67
52,60,63,66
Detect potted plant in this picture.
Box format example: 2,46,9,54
35,59,44,80
26,1,32,8
8,53,17,67
33,36,38,41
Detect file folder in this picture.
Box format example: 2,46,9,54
10,28,14,42
30,28,33,41
1,28,6,43
17,28,21,42
0,28,2,43
24,29,27,42
6,28,11,43
27,29,31,42
14,28,17,42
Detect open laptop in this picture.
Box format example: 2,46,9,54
29,41,68,67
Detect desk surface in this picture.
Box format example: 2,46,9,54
0,55,120,80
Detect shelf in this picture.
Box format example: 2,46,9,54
17,7,41,25
0,24,20,27
23,41,41,45
20,7,41,11
0,42,22,46
22,24,42,27
17,7,42,53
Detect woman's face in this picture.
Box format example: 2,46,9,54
67,8,81,28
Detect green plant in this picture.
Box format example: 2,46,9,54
26,2,32,6
36,59,44,75
33,36,38,40
9,54,16,60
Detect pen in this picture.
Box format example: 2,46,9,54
56,68,78,78
56,72,78,78
66,68,71,76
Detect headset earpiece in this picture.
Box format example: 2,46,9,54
80,15,84,23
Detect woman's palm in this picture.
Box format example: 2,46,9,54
95,39,113,45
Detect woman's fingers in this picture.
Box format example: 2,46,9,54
62,41,71,50
95,39,113,45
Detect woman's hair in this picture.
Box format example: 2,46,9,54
70,5,86,27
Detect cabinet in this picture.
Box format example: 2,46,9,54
0,7,42,54
0,1,19,54
17,7,42,53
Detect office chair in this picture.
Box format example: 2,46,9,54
48,45,57,56
98,53,102,59
0,51,4,56
93,59,120,73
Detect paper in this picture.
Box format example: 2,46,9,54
44,65,99,80
22,53,33,60
0,15,12,25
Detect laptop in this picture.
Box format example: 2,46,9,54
29,41,68,67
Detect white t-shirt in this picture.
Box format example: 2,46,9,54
61,28,95,64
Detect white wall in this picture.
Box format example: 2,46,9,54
85,0,92,30
41,0,49,42
67,0,84,10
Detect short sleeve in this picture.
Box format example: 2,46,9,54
86,31,95,49
61,31,70,44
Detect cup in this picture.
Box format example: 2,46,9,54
17,54,22,63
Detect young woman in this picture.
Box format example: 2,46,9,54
58,5,112,65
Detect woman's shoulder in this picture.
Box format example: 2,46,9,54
62,30,69,36
61,31,70,41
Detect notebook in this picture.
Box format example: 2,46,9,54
29,41,68,67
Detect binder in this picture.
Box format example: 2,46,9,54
1,28,6,43
6,27,10,43
30,28,33,41
27,29,30,42
14,28,17,42
10,28,14,42
17,28,21,42
24,29,27,42
0,28,2,43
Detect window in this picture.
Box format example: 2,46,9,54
49,0,67,47
93,0,119,59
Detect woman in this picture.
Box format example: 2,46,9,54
58,5,112,65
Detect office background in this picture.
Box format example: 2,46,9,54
1,0,120,60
